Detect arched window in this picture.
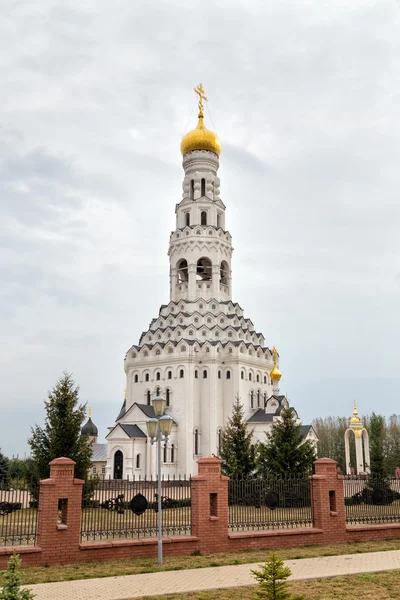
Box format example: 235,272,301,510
168,370,172,379
147,390,151,405
136,454,141,469
166,388,171,407
264,375,267,384
217,213,221,228
113,450,123,479
156,372,161,381
134,374,138,383
218,370,221,379
195,370,198,378
194,429,199,455
171,444,175,463
257,390,261,407
249,373,252,381
185,212,190,226
163,443,168,463
196,257,212,281
203,370,208,379
201,211,207,226
179,369,184,378
256,374,260,383
201,178,206,197
241,371,244,380
177,259,188,283
145,373,149,382
220,261,229,285
264,392,267,405
250,391,254,409
226,371,231,379
190,179,194,200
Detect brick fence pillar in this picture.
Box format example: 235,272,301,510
37,457,84,565
310,458,346,543
191,457,229,553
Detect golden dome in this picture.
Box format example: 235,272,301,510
181,84,221,157
270,345,282,382
350,401,362,430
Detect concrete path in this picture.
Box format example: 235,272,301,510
24,549,400,600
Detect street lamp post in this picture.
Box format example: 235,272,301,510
146,394,173,566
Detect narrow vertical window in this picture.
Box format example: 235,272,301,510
185,212,190,226
145,373,149,382
156,372,160,381
241,371,244,380
226,371,231,379
203,370,208,379
250,391,254,409
163,443,168,463
217,213,221,228
194,429,199,455
136,454,141,469
166,388,171,407
180,369,184,378
134,374,138,383
218,370,221,379
195,370,198,378
257,390,260,407
168,370,172,380
201,211,207,226
171,444,175,463
147,390,151,405
190,179,194,200
201,178,206,197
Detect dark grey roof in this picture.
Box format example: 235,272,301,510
135,403,156,418
299,425,312,438
247,410,275,423
92,443,107,462
116,400,126,421
81,417,98,436
119,424,147,438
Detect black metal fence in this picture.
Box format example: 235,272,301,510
0,478,38,546
228,476,313,532
344,475,400,525
81,475,191,542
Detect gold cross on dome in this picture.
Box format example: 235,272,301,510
194,83,208,116
272,346,278,365
123,387,126,400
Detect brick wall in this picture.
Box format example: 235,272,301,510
2,457,400,568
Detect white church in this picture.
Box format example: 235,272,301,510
83,86,317,478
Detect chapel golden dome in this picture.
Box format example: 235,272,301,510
270,346,282,382
350,401,362,431
180,84,221,157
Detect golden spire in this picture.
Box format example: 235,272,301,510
270,345,282,382
88,406,92,419
350,400,362,431
180,84,221,156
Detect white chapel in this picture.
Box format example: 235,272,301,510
96,86,317,479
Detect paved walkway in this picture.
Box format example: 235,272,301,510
24,549,400,600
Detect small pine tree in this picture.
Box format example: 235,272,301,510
28,372,93,482
369,413,385,476
0,551,35,600
219,396,255,478
257,408,316,477
251,553,304,600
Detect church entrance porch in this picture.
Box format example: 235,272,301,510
113,450,124,479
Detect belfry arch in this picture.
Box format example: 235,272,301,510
196,257,212,281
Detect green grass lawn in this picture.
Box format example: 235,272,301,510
127,570,400,600
5,538,400,586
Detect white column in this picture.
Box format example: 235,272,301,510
212,264,220,299
188,264,196,300
363,429,371,474
355,433,364,474
170,268,177,302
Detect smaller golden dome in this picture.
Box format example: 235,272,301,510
270,345,282,382
270,365,282,382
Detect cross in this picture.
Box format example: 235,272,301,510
194,83,208,116
123,387,127,400
272,346,278,364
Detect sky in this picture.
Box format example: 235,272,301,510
1,0,400,457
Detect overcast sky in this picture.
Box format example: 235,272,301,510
1,0,399,458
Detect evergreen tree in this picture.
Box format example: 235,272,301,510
0,450,9,483
28,372,92,482
369,412,385,476
251,553,304,600
257,408,316,477
384,415,400,475
0,551,35,600
219,396,255,478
